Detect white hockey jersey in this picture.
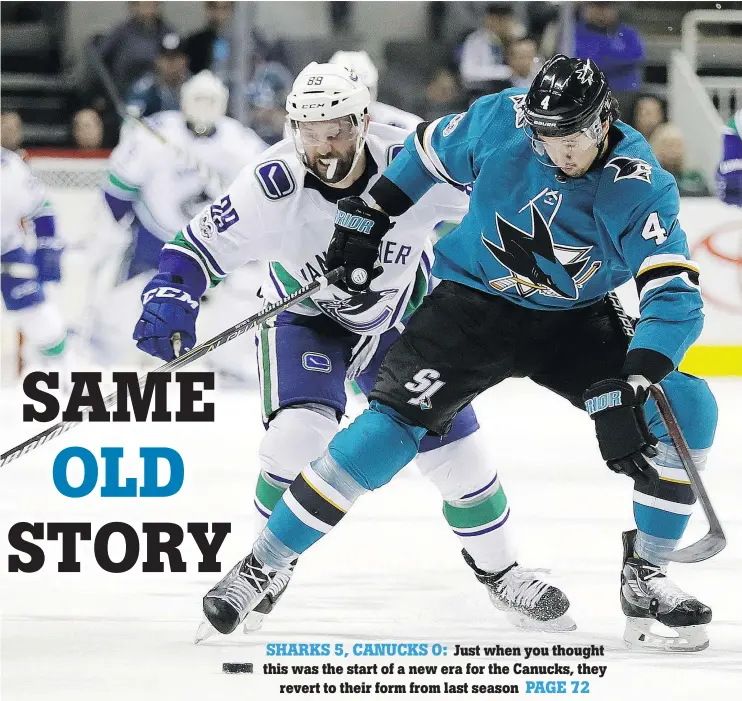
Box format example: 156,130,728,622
0,148,53,254
104,112,267,241
167,123,470,335
370,101,422,132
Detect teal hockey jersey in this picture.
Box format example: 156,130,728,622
372,88,703,377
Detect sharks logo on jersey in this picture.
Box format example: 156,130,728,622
482,202,601,300
510,94,527,128
605,157,652,184
315,288,398,333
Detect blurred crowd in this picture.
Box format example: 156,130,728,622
0,1,724,196
2,1,295,151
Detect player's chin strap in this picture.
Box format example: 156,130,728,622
0,267,345,468
606,291,726,564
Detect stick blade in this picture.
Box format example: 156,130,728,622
666,530,726,563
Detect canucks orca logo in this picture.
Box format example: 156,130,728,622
605,157,652,184
482,204,601,299
316,288,398,332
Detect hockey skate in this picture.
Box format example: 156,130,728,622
463,550,576,632
241,560,295,634
621,530,711,652
194,553,294,643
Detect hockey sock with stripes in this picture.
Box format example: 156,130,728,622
633,441,709,568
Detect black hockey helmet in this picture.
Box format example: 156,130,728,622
523,55,613,138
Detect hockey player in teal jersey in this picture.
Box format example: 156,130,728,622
202,56,718,651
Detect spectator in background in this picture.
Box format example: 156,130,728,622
245,59,293,145
459,4,518,91
1,111,23,151
717,109,742,206
125,34,189,118
184,1,233,79
72,109,104,150
415,66,467,122
631,94,666,141
329,2,352,33
650,123,710,197
99,1,173,96
574,2,644,113
505,37,541,89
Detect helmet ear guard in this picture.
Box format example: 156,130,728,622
601,93,620,127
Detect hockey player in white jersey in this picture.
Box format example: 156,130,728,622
134,62,575,639
1,148,69,371
329,50,423,131
94,70,267,372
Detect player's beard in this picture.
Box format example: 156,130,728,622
306,149,356,185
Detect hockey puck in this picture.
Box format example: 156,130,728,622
222,663,253,674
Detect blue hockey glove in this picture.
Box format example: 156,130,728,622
584,378,659,486
716,165,742,206
134,273,200,361
325,196,393,292
34,237,64,283
717,128,742,206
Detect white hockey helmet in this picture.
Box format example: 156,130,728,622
329,50,379,100
286,62,371,183
180,70,229,135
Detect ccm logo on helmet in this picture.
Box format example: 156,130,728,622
335,211,374,234
305,103,326,108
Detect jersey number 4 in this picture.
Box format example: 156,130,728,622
641,212,667,245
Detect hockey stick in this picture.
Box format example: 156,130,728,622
0,267,344,468
606,291,726,563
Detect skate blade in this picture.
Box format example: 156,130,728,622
624,617,709,652
242,611,266,634
506,610,577,633
194,618,219,645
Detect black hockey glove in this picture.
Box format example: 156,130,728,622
325,196,394,293
583,378,659,486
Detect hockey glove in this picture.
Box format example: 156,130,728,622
716,165,742,206
325,196,393,293
717,128,742,206
134,273,200,361
584,378,659,486
34,237,64,283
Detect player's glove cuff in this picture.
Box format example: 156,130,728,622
621,348,674,385
158,247,209,298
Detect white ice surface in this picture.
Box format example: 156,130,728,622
1,379,740,700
